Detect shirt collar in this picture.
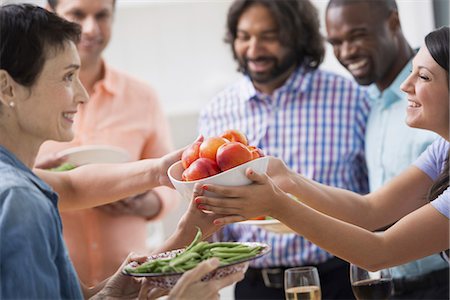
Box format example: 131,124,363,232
0,146,58,204
92,60,115,96
366,58,412,108
238,65,312,103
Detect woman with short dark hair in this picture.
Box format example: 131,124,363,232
0,4,242,299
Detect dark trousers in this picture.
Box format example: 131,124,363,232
235,257,355,300
391,267,449,299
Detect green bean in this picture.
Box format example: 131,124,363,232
184,227,202,252
170,252,201,267
129,261,156,273
210,247,253,254
161,265,176,273
173,266,184,273
126,228,266,275
49,163,76,172
178,260,201,272
221,252,260,264
201,250,213,260
201,242,247,249
209,252,236,259
185,241,208,254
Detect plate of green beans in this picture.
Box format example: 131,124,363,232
123,228,270,289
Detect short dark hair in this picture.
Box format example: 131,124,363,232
47,0,116,10
326,0,398,19
0,4,81,87
425,26,449,73
225,0,324,70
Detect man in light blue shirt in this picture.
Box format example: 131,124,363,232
326,0,448,299
365,60,439,192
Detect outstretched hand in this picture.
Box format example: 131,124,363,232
90,253,148,300
194,168,287,225
157,136,204,188
266,156,296,192
138,258,244,300
34,153,67,170
167,258,244,300
176,183,226,240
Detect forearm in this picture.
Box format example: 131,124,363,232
272,194,446,271
151,227,195,255
283,171,377,229
36,159,162,211
82,278,108,300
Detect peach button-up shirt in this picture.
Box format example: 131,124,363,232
38,62,178,286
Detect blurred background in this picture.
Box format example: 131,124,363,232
4,0,448,147
3,0,448,298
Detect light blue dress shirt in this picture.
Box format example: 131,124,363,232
365,59,447,278
0,146,82,299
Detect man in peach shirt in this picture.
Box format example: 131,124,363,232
37,0,178,286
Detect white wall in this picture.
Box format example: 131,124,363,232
4,0,435,140
104,0,434,117
102,0,434,149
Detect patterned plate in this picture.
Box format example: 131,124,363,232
122,242,270,289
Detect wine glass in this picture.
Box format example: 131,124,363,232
350,263,393,300
284,266,321,300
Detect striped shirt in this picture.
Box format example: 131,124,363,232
198,66,370,267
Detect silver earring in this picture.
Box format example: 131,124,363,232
8,101,15,108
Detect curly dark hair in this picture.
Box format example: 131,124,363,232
47,0,116,10
225,0,324,71
0,4,81,87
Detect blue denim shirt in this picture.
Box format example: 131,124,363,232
365,60,447,278
0,146,82,299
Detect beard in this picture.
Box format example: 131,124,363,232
239,51,297,84
352,74,377,86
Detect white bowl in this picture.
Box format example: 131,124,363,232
57,145,130,166
168,156,269,200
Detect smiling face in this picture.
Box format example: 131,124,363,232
14,42,89,144
233,3,296,93
400,46,449,139
325,2,398,88
53,0,114,66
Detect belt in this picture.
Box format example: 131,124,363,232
393,267,449,295
245,257,348,289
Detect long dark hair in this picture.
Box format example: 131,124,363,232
425,26,449,201
225,0,324,71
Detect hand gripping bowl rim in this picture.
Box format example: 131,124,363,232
168,156,269,184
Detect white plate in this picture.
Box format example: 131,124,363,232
240,219,294,234
58,145,130,166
